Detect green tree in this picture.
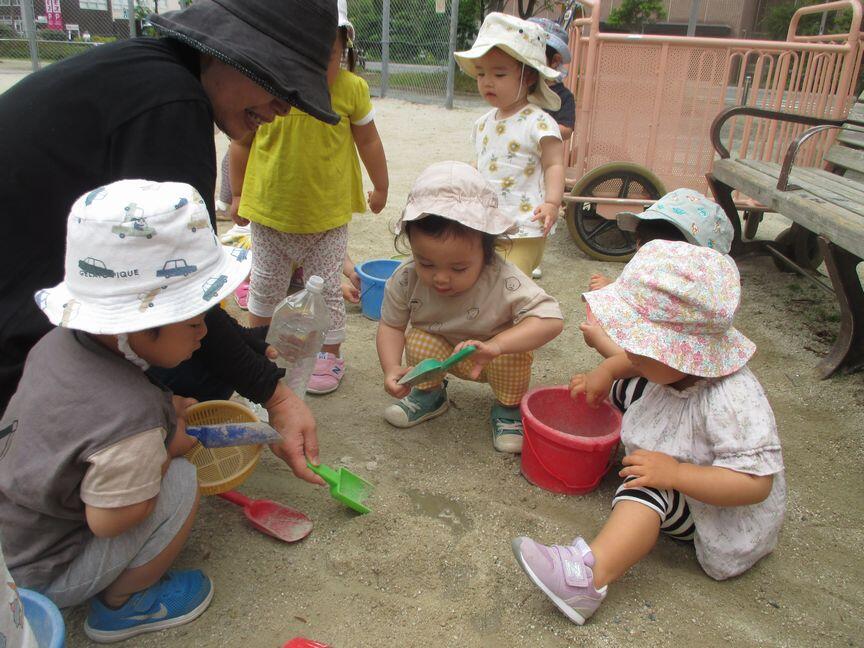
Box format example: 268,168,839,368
760,0,855,40
606,0,665,32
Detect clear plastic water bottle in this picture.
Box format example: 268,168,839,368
265,275,331,399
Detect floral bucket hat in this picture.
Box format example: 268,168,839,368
616,188,734,253
583,240,755,377
396,161,518,236
454,12,561,111
36,180,251,335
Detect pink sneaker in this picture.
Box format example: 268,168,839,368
306,352,345,395
511,536,607,625
234,279,249,310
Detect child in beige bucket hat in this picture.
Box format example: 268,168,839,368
455,12,566,281
377,161,564,453
513,240,785,625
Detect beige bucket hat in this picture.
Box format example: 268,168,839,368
454,12,561,111
396,161,518,235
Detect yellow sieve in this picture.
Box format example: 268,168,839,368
184,400,263,496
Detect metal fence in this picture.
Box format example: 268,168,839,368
352,0,478,107
0,0,160,74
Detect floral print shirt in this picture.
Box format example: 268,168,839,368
621,366,786,580
471,105,561,238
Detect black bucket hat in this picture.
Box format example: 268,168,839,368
150,0,339,125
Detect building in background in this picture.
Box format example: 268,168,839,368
503,0,771,39
0,0,182,39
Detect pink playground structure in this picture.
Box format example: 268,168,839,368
560,0,864,261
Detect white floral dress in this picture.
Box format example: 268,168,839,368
471,105,561,238
621,366,786,580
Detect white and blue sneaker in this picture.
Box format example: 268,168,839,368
383,383,449,428
84,570,213,643
491,403,524,453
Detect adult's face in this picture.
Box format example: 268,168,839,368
199,57,291,138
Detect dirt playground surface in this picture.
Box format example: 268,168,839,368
61,99,864,647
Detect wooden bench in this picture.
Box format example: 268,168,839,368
706,93,864,378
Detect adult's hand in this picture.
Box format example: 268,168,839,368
265,382,325,486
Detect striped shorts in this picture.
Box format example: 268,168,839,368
609,377,696,541
613,477,696,541
609,376,649,413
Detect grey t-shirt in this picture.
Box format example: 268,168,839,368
0,328,175,588
381,257,563,346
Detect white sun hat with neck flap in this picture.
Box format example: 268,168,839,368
454,12,561,111
36,179,251,335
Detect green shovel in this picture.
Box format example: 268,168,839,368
307,459,373,514
397,345,476,387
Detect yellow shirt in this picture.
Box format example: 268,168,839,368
239,70,374,233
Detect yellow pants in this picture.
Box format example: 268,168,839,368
404,328,532,406
499,237,546,276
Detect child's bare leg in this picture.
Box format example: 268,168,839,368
589,500,660,588
100,488,201,608
322,343,341,355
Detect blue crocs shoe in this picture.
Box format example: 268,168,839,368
84,569,213,643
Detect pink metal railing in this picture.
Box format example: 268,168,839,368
563,0,863,202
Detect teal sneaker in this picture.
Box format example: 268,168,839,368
491,403,524,453
84,570,213,643
383,383,448,428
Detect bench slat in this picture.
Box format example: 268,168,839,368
836,125,864,148
824,144,864,175
846,100,864,126
787,166,864,206
743,159,864,210
712,159,864,258
738,160,864,217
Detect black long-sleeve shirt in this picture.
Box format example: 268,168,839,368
0,38,282,409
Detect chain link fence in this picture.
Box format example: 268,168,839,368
351,0,482,107
0,0,169,80
1,0,482,108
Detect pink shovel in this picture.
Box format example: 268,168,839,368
218,490,313,543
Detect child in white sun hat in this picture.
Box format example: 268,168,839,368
513,240,785,625
455,12,565,280
377,161,563,452
0,179,250,642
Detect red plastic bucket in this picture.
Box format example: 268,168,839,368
520,386,622,495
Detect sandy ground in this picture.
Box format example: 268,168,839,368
46,97,864,647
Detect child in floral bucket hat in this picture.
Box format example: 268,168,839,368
513,240,785,625
0,179,250,642
455,13,565,280
584,188,734,358
377,161,563,453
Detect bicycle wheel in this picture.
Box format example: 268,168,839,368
565,162,666,262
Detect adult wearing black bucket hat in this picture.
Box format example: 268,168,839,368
0,0,337,486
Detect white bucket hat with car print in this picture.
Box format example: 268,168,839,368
37,179,251,335
396,160,518,236
454,12,561,111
